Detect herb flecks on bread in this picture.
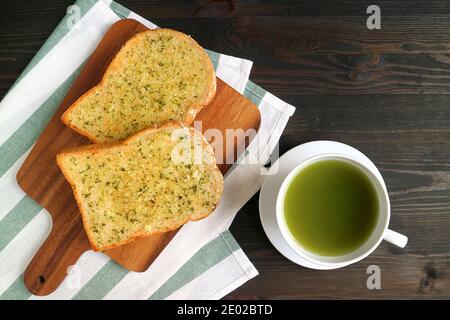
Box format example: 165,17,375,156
62,29,216,143
57,122,223,251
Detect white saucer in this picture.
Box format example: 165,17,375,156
259,140,386,270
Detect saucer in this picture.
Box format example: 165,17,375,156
258,140,386,270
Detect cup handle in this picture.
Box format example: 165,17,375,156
383,229,408,248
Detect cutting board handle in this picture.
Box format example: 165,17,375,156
24,206,91,296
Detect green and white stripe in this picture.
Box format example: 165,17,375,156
0,0,294,300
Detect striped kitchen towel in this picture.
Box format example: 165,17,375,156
0,0,295,300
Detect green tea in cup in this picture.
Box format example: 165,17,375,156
283,159,379,257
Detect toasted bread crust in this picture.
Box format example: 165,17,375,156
57,121,223,251
61,28,216,144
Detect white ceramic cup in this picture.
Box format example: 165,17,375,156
276,153,408,268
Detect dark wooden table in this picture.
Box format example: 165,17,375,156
1,0,449,299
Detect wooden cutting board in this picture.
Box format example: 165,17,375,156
16,19,260,296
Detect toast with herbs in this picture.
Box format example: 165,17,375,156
57,121,223,251
61,28,216,143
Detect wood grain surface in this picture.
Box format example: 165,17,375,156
1,0,450,299
14,19,260,296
